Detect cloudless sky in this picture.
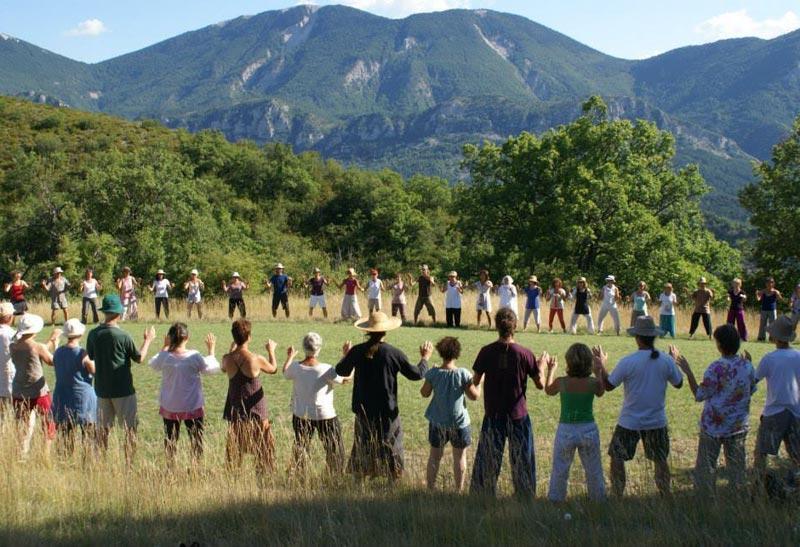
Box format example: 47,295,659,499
2,0,799,63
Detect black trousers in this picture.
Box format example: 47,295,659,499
229,298,246,318
81,297,98,324
163,417,204,457
292,416,345,473
446,307,462,328
690,312,712,335
155,297,170,319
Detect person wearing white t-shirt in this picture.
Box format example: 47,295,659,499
475,270,494,328
79,268,102,324
366,269,384,313
597,275,621,335
658,283,679,339
498,276,518,316
441,271,464,328
183,269,205,320
149,270,173,320
594,316,684,497
753,316,800,487
283,332,351,474
0,303,16,405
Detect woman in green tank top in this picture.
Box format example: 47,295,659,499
543,343,607,502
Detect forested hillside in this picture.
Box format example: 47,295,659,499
5,5,800,243
0,96,740,298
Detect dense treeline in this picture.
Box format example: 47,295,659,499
0,95,753,300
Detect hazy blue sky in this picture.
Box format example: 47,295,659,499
2,1,799,62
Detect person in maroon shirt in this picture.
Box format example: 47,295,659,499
306,268,329,319
470,308,548,498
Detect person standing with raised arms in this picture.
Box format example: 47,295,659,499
756,277,783,342
116,267,139,321
597,275,621,336
475,270,494,328
307,268,329,319
41,267,71,326
593,316,683,497
366,269,384,314
4,271,30,322
522,276,542,332
222,272,248,319
266,263,292,319
184,269,205,320
412,264,437,325
87,294,156,464
390,273,408,323
441,271,464,328
338,268,364,321
79,268,102,325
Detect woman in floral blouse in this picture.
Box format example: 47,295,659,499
672,324,756,494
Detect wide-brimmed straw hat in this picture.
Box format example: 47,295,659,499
231,272,241,278
354,311,402,333
698,276,707,284
528,275,538,283
627,316,664,338
275,263,284,270
767,315,797,343
14,314,44,338
605,275,615,282
347,267,356,275
62,318,86,339
313,267,321,273
156,269,165,276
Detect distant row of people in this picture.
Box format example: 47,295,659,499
5,267,800,339
4,298,799,500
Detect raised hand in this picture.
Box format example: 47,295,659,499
342,340,353,356
265,339,277,354
668,344,681,361
205,333,216,354
143,326,156,342
591,345,608,368
538,351,551,369
420,340,434,360
547,355,558,371
287,345,299,361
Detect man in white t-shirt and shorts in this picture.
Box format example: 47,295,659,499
754,315,800,493
594,316,684,497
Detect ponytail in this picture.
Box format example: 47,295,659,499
637,335,659,359
365,332,385,359
167,322,189,352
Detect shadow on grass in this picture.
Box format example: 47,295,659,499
4,485,798,546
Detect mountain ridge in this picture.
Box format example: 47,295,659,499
3,4,798,238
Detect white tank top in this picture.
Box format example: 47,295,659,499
602,285,617,307
82,279,99,299
445,282,462,308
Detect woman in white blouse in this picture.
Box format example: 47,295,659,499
149,322,220,463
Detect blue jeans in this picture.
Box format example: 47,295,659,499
470,414,535,497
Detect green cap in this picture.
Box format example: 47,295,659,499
99,294,125,315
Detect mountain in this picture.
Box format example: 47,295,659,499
2,5,798,238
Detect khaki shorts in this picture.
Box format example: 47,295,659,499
51,294,69,310
97,394,138,430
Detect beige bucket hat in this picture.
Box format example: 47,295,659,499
627,316,664,338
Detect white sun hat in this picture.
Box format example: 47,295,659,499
15,314,44,338
62,318,86,339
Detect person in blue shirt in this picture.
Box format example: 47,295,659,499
420,336,480,491
266,263,293,319
522,276,542,332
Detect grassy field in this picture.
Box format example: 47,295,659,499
1,304,799,546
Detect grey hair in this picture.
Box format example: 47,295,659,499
302,332,323,357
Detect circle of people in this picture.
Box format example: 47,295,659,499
5,265,800,342
2,288,799,500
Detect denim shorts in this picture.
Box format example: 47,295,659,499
428,423,471,449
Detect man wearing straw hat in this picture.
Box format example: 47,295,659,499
594,316,684,497
87,294,156,462
335,311,433,481
267,263,292,319
753,315,800,490
597,275,621,336
41,267,71,326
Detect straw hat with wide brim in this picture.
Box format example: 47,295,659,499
232,272,241,278
354,311,402,333
698,276,708,284
275,263,284,270
605,275,615,282
627,316,665,337
528,275,538,283
767,315,797,343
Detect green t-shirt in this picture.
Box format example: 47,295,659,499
558,378,596,424
86,323,141,399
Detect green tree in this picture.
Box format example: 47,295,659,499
740,116,800,288
457,96,740,294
